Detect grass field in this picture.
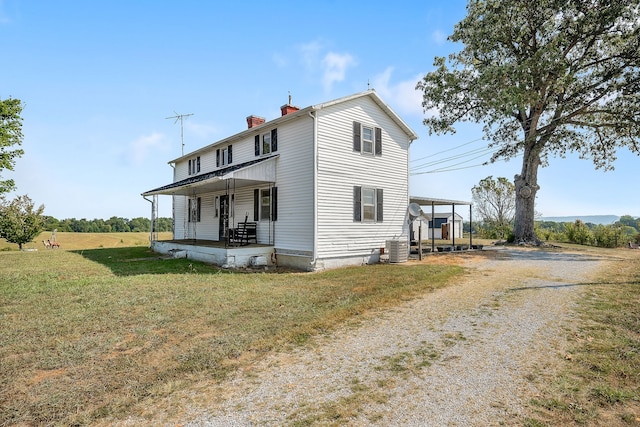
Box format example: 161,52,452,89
0,234,465,425
1,234,639,425
0,231,173,252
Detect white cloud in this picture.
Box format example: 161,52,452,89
295,40,356,92
298,40,323,69
372,67,425,117
272,52,288,68
321,52,356,92
432,30,447,45
185,121,218,140
130,132,168,165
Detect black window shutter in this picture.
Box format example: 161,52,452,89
353,121,361,152
216,149,220,167
188,159,192,175
353,186,362,222
197,197,202,222
227,145,232,164
253,189,259,221
187,198,192,222
197,156,201,173
254,135,260,156
271,129,278,152
376,188,383,222
271,186,278,221
375,127,382,156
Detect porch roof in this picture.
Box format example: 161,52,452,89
142,154,278,197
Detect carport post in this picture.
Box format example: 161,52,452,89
452,203,456,249
431,202,435,253
469,204,473,249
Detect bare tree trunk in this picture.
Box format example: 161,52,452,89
513,144,541,244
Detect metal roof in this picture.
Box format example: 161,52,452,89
410,196,472,206
142,155,277,196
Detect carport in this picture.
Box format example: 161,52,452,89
409,196,474,257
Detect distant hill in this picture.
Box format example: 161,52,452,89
538,215,619,225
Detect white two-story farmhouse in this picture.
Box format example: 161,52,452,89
142,90,419,270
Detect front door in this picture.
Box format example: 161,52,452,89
219,195,229,240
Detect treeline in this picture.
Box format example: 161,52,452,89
466,215,640,248
535,216,640,248
42,216,173,233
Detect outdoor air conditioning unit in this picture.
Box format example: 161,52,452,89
387,239,408,263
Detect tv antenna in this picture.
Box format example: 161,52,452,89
166,111,194,155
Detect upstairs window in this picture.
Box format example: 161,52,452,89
188,156,201,175
262,132,271,154
353,122,382,156
255,128,278,156
216,145,233,167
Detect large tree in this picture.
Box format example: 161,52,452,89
0,195,45,250
0,98,25,194
417,0,640,243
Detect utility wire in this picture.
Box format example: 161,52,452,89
410,137,484,163
410,145,498,171
410,154,520,175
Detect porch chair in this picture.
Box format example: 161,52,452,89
233,215,257,246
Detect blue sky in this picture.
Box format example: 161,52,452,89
1,0,638,220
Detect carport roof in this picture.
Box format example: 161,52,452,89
410,196,472,206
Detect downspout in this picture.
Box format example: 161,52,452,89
309,110,318,265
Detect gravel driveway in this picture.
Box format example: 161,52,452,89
184,247,606,426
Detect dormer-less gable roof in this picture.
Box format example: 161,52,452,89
169,90,419,163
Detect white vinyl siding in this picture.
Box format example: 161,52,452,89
268,120,314,251
315,96,410,259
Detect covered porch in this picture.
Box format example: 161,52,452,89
142,155,279,268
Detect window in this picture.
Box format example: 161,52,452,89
255,128,278,156
353,122,382,156
362,126,374,154
261,189,271,220
362,188,375,220
188,197,201,222
253,187,278,221
353,186,383,222
188,156,201,175
262,133,271,155
216,145,233,167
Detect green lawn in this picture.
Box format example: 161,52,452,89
0,245,463,426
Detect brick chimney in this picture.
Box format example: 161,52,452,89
246,115,266,129
280,104,300,116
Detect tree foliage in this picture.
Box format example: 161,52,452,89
0,98,25,194
417,0,640,243
0,195,45,250
42,216,173,233
472,176,515,238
